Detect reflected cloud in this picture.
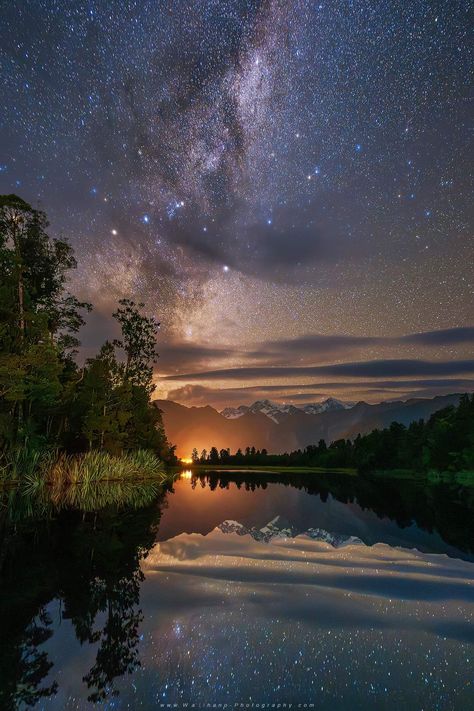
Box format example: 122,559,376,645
143,524,474,644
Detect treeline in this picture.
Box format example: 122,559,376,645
192,394,474,473
0,194,175,464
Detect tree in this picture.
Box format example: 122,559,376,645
0,195,90,352
219,448,230,463
0,194,90,449
74,343,130,453
112,299,159,394
209,447,220,464
0,195,176,470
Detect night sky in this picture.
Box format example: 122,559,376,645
1,0,473,407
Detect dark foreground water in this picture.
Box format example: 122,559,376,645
1,470,474,710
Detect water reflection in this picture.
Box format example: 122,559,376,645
0,484,168,708
0,471,473,709
179,469,193,479
183,470,474,557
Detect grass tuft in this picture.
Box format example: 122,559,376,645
1,449,167,487
46,450,166,486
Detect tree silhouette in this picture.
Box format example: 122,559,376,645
0,486,167,706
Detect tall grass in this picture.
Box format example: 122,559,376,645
3,478,166,522
46,449,167,487
0,446,55,483
1,449,168,488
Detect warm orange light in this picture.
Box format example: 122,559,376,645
180,457,193,465
180,469,193,479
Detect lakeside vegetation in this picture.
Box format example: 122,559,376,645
2,450,168,489
0,195,176,484
189,394,474,480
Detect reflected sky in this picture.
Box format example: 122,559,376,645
40,522,474,710
3,473,474,710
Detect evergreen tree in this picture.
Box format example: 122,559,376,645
209,446,220,464
112,299,159,394
0,195,174,468
0,195,89,450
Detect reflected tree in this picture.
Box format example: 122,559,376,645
82,573,143,702
0,485,166,706
0,609,58,710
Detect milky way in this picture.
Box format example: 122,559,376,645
1,0,473,405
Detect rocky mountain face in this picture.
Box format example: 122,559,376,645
154,393,463,457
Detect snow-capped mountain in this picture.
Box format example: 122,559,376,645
220,398,355,422
218,517,363,547
220,404,250,419
301,398,355,415
221,399,301,423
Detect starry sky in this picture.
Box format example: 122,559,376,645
1,0,473,408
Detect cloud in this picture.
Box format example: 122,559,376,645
164,359,474,382
157,326,474,377
158,342,237,373
400,327,474,345
165,384,228,407
236,378,474,392
163,378,474,408
254,327,474,359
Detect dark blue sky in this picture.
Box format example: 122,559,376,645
1,0,472,406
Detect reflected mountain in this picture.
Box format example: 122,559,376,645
1,471,474,708
189,470,474,557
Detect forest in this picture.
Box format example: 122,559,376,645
0,194,175,481
193,394,474,475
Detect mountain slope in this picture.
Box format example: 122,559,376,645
220,398,354,422
154,393,464,457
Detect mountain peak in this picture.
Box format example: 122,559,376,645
220,397,356,422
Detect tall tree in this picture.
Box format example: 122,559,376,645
112,299,159,394
0,195,89,448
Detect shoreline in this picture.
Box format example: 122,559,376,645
177,464,357,474
176,464,474,484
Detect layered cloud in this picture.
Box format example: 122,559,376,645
166,379,474,409
157,326,474,376
164,359,474,382
252,327,474,360
157,326,474,405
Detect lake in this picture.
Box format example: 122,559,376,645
1,470,474,710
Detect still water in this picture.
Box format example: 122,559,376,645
1,470,474,710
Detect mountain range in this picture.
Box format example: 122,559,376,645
218,517,363,547
220,397,354,423
154,393,464,457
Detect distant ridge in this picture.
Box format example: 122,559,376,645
220,398,354,423
154,393,465,457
